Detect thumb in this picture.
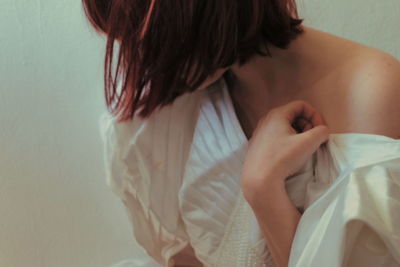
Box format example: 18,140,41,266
297,125,330,153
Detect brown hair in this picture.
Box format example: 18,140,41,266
82,0,304,122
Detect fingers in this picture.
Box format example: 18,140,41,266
283,101,330,148
299,124,330,148
292,117,313,133
280,100,326,127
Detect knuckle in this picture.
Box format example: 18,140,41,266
267,107,280,116
293,99,308,106
320,125,330,135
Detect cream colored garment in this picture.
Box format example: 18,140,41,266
288,133,400,267
99,84,202,267
99,77,400,267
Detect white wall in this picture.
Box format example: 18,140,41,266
0,0,398,266
298,0,400,57
0,1,140,266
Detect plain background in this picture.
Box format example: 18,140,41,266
0,0,399,266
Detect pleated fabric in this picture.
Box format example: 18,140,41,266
99,83,205,267
99,76,400,267
179,78,315,267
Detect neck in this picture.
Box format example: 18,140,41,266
227,26,315,104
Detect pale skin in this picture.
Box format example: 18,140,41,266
170,25,400,267
240,100,329,267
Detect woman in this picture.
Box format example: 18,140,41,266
84,0,400,266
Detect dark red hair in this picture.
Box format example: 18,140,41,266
82,0,304,122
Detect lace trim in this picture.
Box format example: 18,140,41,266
212,190,276,267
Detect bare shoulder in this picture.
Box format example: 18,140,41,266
305,27,400,139
344,48,400,139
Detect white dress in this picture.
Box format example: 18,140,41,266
99,77,400,267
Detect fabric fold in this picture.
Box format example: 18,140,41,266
101,74,400,267
288,134,400,267
99,87,203,266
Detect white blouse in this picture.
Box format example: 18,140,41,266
99,77,400,267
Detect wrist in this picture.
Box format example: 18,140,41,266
242,176,286,209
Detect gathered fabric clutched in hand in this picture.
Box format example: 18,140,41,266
99,77,400,267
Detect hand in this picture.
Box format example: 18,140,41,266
241,100,330,205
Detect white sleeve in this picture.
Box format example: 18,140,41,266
99,112,191,267
288,133,400,267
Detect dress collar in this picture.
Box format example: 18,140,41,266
203,77,249,164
